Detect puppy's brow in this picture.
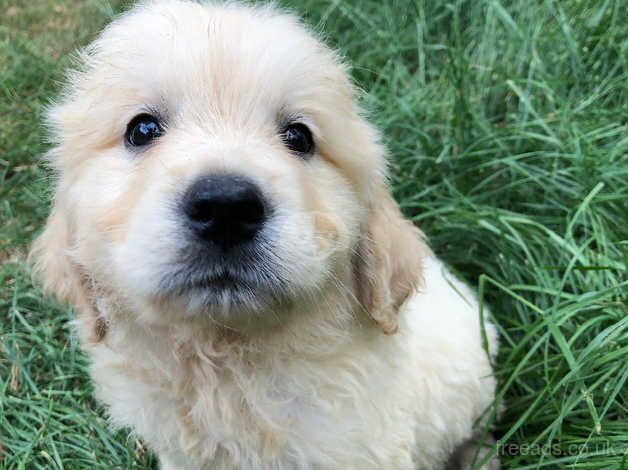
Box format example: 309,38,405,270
142,105,168,125
278,110,313,131
278,110,303,127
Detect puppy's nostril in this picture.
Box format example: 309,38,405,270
182,174,267,248
233,198,265,224
187,199,218,224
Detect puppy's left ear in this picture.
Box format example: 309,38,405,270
354,186,427,334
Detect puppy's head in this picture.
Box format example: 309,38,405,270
31,0,424,336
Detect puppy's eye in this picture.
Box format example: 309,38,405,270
126,114,163,147
281,123,314,156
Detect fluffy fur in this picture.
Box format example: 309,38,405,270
30,1,499,468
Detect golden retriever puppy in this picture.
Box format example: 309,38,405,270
31,1,499,468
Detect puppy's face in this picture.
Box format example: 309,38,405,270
36,1,389,327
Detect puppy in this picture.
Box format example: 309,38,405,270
31,1,499,468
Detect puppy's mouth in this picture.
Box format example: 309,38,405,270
184,270,278,299
157,249,291,314
188,272,243,290
165,265,263,296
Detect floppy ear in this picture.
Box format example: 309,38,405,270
29,199,107,342
354,186,427,334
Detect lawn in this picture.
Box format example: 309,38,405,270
1,0,626,468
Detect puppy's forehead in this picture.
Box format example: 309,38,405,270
91,1,349,122
51,1,382,195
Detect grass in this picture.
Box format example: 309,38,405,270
1,0,626,468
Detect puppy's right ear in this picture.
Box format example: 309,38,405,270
30,202,78,305
29,199,106,342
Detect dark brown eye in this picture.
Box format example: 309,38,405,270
126,114,163,147
281,123,314,156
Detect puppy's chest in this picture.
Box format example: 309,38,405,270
100,339,372,464
175,353,356,453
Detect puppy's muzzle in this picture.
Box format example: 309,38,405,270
182,174,267,250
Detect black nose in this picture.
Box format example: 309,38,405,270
182,174,266,248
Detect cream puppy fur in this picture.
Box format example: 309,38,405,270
31,1,499,468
